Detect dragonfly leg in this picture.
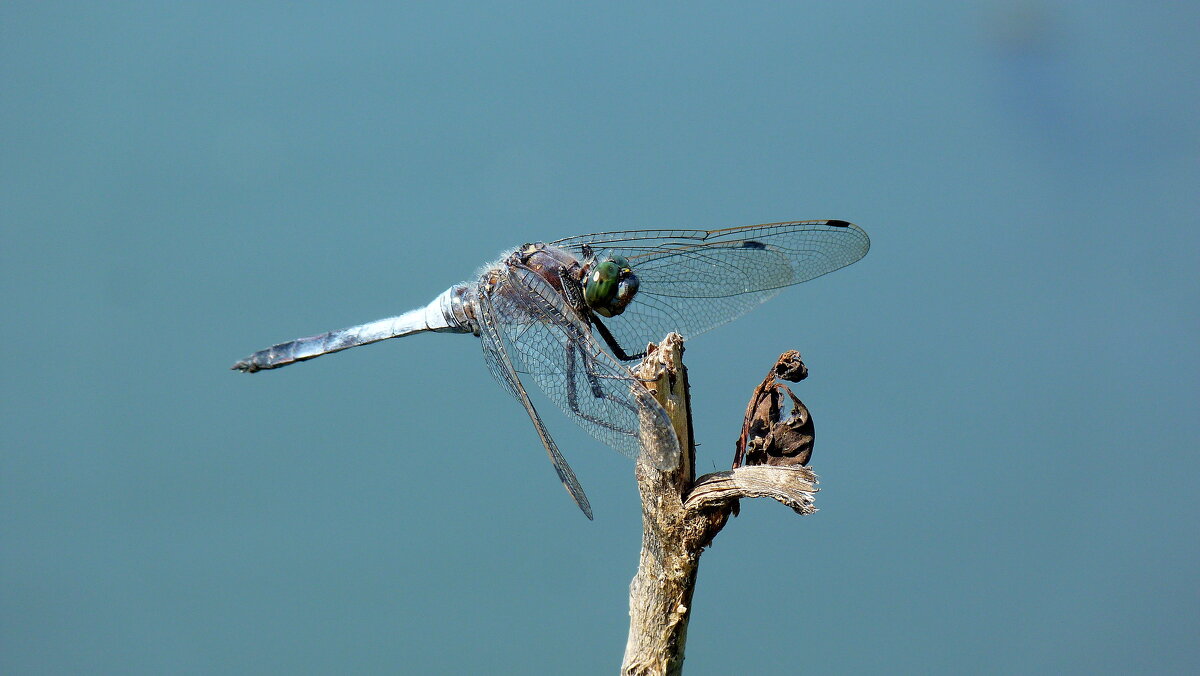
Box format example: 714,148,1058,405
562,338,640,436
578,346,609,400
556,268,645,362
564,337,604,404
591,315,645,361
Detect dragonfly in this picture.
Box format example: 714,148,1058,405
232,220,869,518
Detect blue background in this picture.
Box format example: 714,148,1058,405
3,2,1197,674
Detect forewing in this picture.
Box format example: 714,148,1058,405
551,220,869,350
488,267,679,469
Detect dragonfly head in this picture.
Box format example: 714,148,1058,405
584,254,639,317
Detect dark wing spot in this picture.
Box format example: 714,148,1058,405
826,220,850,227
740,240,767,249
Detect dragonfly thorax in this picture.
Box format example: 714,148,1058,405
506,244,640,319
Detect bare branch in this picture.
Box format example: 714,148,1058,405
686,465,818,516
622,334,704,676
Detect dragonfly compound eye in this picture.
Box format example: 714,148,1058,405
586,258,639,317
585,260,621,315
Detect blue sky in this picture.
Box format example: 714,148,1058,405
2,2,1197,673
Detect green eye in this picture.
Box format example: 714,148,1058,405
585,257,639,318
585,261,620,310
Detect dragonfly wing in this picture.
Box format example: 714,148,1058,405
487,266,679,470
551,220,869,351
475,287,593,519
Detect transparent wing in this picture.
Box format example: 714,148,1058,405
475,287,594,519
485,266,679,469
550,220,869,353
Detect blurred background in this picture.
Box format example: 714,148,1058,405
2,2,1197,674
